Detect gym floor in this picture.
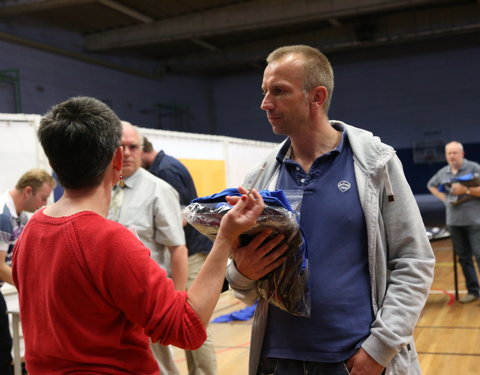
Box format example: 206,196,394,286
174,237,480,375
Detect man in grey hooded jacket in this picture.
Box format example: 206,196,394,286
226,45,435,375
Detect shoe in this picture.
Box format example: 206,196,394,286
459,294,479,304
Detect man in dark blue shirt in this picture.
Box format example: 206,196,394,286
142,136,217,375
226,45,434,375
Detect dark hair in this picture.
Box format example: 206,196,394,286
142,136,154,153
37,96,122,189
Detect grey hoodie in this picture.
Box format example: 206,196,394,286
226,120,435,375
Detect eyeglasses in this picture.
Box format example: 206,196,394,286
121,144,141,152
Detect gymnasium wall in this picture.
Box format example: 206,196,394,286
212,35,480,194
0,114,276,198
0,38,213,134
0,27,478,195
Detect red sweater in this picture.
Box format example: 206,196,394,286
12,210,206,374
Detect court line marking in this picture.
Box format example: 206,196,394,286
418,352,480,357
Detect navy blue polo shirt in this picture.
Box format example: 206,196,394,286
262,130,373,362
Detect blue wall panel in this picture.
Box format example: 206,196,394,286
0,30,478,195
0,39,212,133
212,36,479,194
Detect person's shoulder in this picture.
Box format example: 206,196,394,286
434,164,450,174
339,121,381,145
464,159,480,168
75,212,136,242
159,153,189,176
140,168,177,191
0,192,11,213
0,200,8,217
70,213,147,261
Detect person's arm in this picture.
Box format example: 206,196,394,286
230,229,287,280
167,244,188,291
427,185,446,201
152,181,188,287
224,229,288,306
346,348,384,375
89,192,264,350
467,185,480,196
0,251,13,285
450,183,480,197
187,188,266,325
361,156,435,370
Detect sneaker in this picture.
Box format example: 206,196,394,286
459,294,479,304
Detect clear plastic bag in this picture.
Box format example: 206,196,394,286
183,188,310,317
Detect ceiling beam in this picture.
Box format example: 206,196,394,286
0,0,94,14
97,0,152,23
85,0,443,51
0,30,164,79
190,38,218,51
160,4,480,73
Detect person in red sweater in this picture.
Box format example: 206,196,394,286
12,96,287,374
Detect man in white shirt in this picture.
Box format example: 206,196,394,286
108,122,187,374
0,169,55,374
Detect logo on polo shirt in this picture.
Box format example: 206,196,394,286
337,180,351,192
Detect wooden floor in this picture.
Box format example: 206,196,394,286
173,238,480,375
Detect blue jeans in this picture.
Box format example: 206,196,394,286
449,225,480,295
258,357,350,375
0,293,13,375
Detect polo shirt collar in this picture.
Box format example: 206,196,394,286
275,126,346,164
1,191,18,219
449,159,467,174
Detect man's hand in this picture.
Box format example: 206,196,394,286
231,230,287,281
346,348,385,375
0,250,14,285
450,182,468,196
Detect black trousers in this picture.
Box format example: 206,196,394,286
0,293,13,375
258,357,350,375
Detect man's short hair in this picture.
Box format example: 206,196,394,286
38,96,122,189
15,169,56,194
446,141,464,152
142,136,154,153
267,45,334,111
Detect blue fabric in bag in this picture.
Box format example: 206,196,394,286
185,187,311,317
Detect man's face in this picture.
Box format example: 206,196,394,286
24,182,53,213
445,143,464,169
121,125,143,178
260,55,311,136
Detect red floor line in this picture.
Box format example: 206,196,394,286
175,342,251,363
430,287,455,305
215,341,251,355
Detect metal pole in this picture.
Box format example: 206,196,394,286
452,245,459,301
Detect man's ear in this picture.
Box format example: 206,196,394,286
311,86,328,107
23,186,33,199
